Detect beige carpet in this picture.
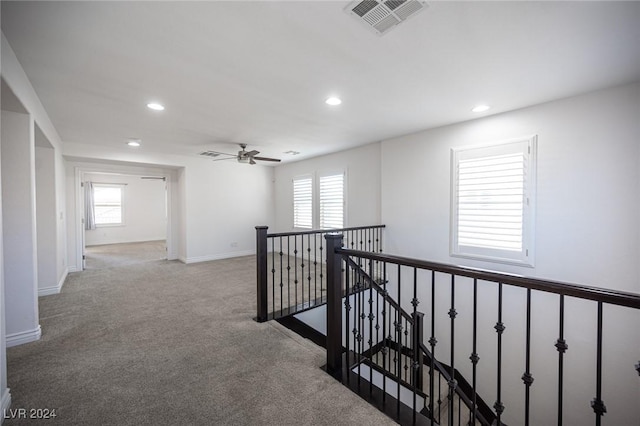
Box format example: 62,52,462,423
5,255,395,426
84,240,166,270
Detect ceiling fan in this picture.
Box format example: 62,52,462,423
199,144,281,165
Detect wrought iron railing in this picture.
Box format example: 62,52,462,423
255,225,385,322
324,234,640,426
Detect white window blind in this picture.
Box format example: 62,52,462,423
293,176,313,229
94,185,124,225
451,136,536,266
319,173,344,229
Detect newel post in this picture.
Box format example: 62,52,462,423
325,233,344,374
412,311,425,389
255,226,269,323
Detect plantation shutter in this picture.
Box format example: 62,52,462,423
319,173,344,229
293,176,312,229
452,137,536,266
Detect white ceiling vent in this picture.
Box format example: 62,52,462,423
345,0,428,36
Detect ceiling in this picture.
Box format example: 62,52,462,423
2,1,639,164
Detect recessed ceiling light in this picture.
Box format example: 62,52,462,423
325,97,342,106
471,104,490,113
147,102,165,111
127,139,141,147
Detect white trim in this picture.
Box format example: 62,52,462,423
450,135,537,267
183,249,255,264
67,265,80,273
1,388,11,424
6,326,41,348
38,268,68,297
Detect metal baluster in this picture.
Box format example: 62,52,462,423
368,258,374,396
345,256,351,384
287,236,292,312
522,288,534,426
494,282,505,424
271,237,275,315
471,278,479,426
307,234,311,304
279,236,284,313
438,372,442,424
296,236,300,311
319,234,324,295
411,267,420,388
591,302,606,425
357,258,362,390
293,235,304,311
404,316,409,382
448,275,457,426
382,261,388,405
375,264,381,367
430,270,437,426
313,233,317,302
397,265,402,419
555,294,568,426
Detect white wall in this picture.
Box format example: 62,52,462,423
1,32,67,354
0,109,10,424
273,142,382,233
1,110,40,347
380,82,640,425
35,144,58,295
84,172,166,246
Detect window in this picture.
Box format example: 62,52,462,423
94,184,124,226
451,136,536,266
319,173,344,229
292,172,345,230
293,176,313,229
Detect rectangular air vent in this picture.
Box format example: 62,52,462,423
345,0,428,36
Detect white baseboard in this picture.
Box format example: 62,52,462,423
184,249,255,264
68,265,80,273
38,268,68,297
1,388,11,424
6,326,41,348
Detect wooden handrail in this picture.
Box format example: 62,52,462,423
336,248,640,309
267,224,386,238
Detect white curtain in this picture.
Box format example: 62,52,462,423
84,181,96,231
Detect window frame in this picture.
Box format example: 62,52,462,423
450,136,537,267
93,183,126,227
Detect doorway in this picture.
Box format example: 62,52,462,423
76,169,173,271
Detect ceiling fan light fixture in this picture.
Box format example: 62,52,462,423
237,156,250,164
